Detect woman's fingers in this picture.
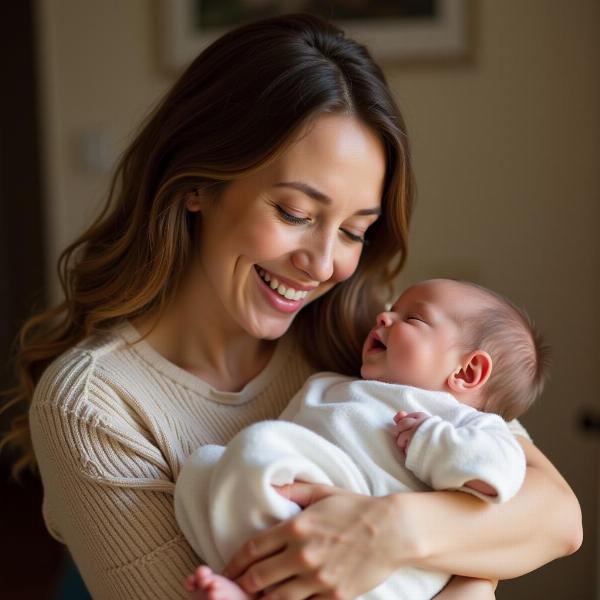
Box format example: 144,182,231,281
236,543,332,598
223,521,288,579
274,482,344,508
225,484,342,581
235,545,302,594
262,574,327,600
229,488,399,599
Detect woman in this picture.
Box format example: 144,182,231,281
3,13,581,600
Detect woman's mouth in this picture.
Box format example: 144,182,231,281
254,266,313,314
255,267,310,301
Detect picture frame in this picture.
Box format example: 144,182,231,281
159,0,473,73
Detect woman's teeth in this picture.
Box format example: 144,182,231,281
257,268,309,301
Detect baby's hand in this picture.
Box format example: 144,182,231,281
393,411,429,455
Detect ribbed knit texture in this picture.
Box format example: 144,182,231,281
29,321,315,599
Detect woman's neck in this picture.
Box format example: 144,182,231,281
131,282,277,393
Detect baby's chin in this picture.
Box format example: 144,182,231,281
360,365,409,386
360,364,391,383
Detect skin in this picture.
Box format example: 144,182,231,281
434,576,497,599
361,279,490,394
133,113,385,392
134,115,582,599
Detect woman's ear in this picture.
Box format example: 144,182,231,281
184,188,205,213
447,350,493,394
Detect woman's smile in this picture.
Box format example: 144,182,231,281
256,266,313,298
254,266,313,314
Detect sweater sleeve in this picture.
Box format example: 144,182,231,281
29,365,200,599
404,408,527,503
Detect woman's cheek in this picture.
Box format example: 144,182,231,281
239,219,292,257
334,246,364,282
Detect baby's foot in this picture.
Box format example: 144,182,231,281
185,565,252,600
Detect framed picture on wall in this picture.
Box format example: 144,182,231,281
159,0,473,72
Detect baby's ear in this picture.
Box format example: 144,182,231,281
447,350,493,394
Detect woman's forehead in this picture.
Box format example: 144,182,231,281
265,115,386,206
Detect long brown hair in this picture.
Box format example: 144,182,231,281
1,13,414,475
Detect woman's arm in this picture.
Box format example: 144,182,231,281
30,401,199,600
224,438,581,599
395,437,582,579
434,576,497,600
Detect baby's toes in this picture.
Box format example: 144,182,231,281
196,565,217,587
186,575,200,593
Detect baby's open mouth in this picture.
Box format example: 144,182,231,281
373,338,387,350
367,331,387,352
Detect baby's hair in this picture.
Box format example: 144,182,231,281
457,282,551,421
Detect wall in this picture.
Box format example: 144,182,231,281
36,1,599,597
393,4,600,597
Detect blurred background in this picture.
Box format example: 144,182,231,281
1,1,598,598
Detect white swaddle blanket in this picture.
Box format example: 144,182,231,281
175,373,526,600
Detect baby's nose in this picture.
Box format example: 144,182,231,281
376,312,394,327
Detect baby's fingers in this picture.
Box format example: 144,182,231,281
393,410,408,423
396,430,413,454
394,414,423,432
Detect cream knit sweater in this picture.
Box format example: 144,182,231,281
29,321,315,599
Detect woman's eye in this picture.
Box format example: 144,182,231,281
340,229,367,245
276,205,310,225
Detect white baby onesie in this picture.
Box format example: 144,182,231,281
175,373,526,599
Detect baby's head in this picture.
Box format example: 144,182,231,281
361,279,550,420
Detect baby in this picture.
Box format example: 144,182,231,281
175,278,549,600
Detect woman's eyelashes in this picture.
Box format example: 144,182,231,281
340,229,367,244
275,204,368,244
275,204,311,225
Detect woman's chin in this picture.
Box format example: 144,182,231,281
245,314,295,341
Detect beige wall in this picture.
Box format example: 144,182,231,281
36,1,599,598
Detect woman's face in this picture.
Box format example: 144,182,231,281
188,114,386,340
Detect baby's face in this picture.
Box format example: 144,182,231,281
361,279,476,390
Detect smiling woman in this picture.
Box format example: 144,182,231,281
1,11,581,600
167,114,385,352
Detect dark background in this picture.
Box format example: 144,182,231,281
0,2,65,597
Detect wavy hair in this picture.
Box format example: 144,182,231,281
1,13,414,475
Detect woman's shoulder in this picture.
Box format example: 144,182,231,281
32,322,137,414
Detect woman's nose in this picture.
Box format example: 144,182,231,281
291,231,336,282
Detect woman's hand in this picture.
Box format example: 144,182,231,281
223,438,583,598
223,482,409,600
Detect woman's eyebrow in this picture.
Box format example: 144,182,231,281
274,181,381,216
